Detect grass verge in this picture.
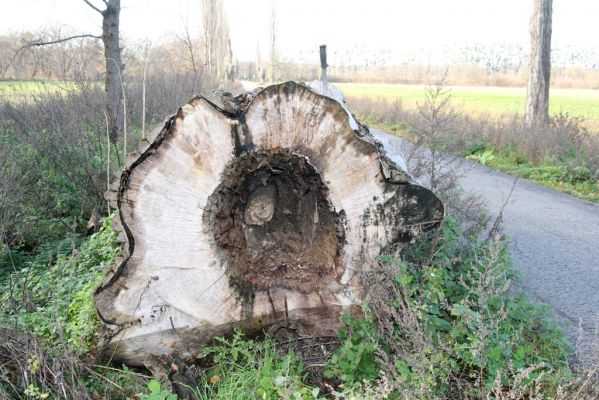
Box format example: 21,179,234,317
363,116,599,203
484,154,599,203
350,95,599,204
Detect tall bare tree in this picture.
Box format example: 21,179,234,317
201,0,232,80
268,1,277,83
525,0,553,125
29,0,123,142
87,0,124,141
255,40,263,82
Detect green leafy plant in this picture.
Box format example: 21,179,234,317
325,307,379,386
0,214,119,354
324,215,571,398
194,330,318,400
419,217,567,395
23,384,49,399
466,149,496,165
135,379,178,400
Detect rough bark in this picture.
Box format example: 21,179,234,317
102,0,124,142
22,1,123,141
96,81,444,365
525,0,553,126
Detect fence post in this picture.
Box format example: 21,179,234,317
320,44,328,96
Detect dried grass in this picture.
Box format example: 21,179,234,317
0,327,90,399
348,92,599,181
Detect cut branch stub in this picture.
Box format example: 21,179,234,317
96,81,444,365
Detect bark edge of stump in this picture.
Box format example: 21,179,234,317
96,81,445,365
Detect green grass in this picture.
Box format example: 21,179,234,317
486,154,599,203
337,82,599,128
345,82,599,203
358,115,599,204
0,80,80,100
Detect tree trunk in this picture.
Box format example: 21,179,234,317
201,0,231,80
27,2,124,141
269,2,277,83
96,81,444,365
102,0,123,142
525,0,552,126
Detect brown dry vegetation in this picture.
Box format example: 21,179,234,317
345,87,599,202
326,64,599,89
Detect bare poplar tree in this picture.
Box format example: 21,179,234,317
201,0,232,80
525,0,553,125
202,0,216,76
256,40,263,82
269,1,277,83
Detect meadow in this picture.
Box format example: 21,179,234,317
337,82,599,129
7,80,599,129
0,80,87,101
0,80,67,92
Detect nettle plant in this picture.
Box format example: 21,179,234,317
325,215,570,397
194,330,320,400
135,380,178,400
0,215,119,354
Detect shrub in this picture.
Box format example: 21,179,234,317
0,70,215,255
327,215,571,398
0,214,119,354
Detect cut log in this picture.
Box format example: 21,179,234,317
96,81,444,365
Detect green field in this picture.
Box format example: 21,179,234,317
0,80,79,99
0,80,55,91
337,82,599,127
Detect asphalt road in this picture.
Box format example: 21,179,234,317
372,128,599,361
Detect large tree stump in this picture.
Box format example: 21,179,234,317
96,81,444,365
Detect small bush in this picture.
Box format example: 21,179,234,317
325,215,571,398
0,214,119,354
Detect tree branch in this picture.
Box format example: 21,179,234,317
28,34,102,47
82,0,105,15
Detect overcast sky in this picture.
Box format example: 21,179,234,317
2,0,598,64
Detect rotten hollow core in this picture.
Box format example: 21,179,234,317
205,150,345,293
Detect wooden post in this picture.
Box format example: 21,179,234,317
320,45,328,96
